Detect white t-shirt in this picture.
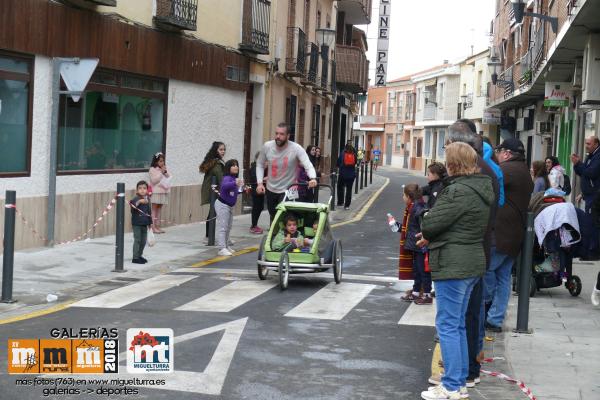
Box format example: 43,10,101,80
256,140,317,194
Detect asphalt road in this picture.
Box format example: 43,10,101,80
0,168,434,400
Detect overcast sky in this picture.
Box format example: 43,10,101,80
358,0,496,82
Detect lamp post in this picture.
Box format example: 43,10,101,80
315,28,336,49
510,0,558,33
487,55,514,92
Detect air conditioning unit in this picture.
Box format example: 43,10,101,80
536,121,552,134
582,34,600,106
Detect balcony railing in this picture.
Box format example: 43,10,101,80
155,0,198,31
85,0,116,5
240,0,271,55
499,65,514,98
464,93,473,109
519,49,533,88
423,103,437,121
337,0,372,25
302,43,319,86
285,27,306,77
359,115,384,125
531,23,545,74
335,45,369,94
319,46,329,91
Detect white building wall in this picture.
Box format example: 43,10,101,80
1,57,246,198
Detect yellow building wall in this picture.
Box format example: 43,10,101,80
96,0,242,50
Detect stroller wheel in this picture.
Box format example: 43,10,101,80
279,252,290,290
566,275,582,297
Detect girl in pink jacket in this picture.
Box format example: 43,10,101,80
148,152,171,233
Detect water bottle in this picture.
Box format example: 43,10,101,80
387,213,399,232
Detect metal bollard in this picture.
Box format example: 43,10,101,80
331,172,337,211
364,160,369,188
208,175,217,246
360,163,364,190
113,183,126,272
370,160,374,184
515,212,535,333
354,166,359,194
2,190,17,303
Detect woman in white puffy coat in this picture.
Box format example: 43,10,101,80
545,156,565,190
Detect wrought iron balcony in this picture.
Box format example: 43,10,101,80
155,0,198,31
519,50,533,88
499,65,514,98
85,0,116,5
302,43,319,86
285,27,307,77
319,46,330,91
240,0,271,55
531,24,545,74
335,45,368,94
337,0,372,25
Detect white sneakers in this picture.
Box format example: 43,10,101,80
217,248,233,256
421,385,461,400
592,286,600,306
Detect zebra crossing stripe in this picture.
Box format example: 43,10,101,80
285,282,377,320
175,280,278,312
72,274,197,308
397,300,437,326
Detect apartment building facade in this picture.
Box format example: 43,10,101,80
382,77,416,168
488,0,600,173
0,0,267,249
413,63,460,169
459,49,497,141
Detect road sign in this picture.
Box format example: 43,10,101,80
59,58,99,102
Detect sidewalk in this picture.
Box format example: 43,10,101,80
501,260,600,400
0,175,388,322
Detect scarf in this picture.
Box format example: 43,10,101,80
398,202,415,280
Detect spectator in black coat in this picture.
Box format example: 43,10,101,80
572,136,600,214
422,162,447,209
337,143,357,209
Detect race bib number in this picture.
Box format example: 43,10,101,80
287,187,299,200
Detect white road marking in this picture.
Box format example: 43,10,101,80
71,274,196,308
398,300,437,326
175,280,277,312
285,282,377,320
175,267,404,284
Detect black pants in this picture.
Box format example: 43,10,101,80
337,177,355,207
596,271,600,290
466,277,484,379
266,190,285,222
250,188,265,227
412,252,432,293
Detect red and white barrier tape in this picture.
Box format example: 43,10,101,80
15,196,118,246
480,357,537,400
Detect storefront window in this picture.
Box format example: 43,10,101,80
0,53,32,176
58,70,166,172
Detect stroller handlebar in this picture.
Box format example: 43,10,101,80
285,182,334,205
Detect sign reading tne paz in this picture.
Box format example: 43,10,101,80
376,0,391,86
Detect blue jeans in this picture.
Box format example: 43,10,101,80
435,277,478,391
484,248,514,327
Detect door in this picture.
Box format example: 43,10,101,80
386,135,393,165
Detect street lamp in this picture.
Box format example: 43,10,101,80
487,55,514,92
315,28,336,48
510,0,558,33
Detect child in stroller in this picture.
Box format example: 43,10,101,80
530,192,583,296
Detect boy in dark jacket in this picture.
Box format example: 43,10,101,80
422,162,447,209
400,183,432,304
130,180,153,264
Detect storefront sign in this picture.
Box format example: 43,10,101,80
544,82,573,107
375,0,391,86
483,108,501,125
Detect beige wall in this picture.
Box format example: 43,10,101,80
96,0,243,50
